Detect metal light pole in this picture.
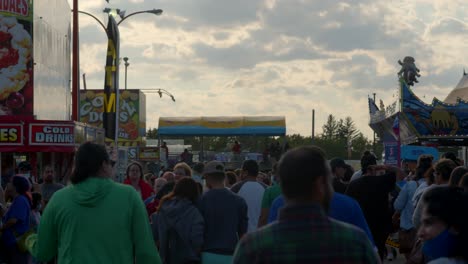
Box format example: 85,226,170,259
72,1,79,121
140,89,176,102
123,57,129,90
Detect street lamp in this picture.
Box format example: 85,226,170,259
123,57,129,90
102,8,163,26
76,8,163,149
141,89,176,102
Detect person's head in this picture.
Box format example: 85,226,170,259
425,167,436,185
330,158,347,179
278,145,333,209
234,168,242,182
433,159,457,184
153,178,167,194
203,161,225,188
162,171,175,182
17,161,32,175
192,162,204,175
225,171,237,187
31,192,42,211
343,164,354,182
158,178,200,211
162,141,167,146
415,155,434,180
257,172,271,186
10,175,31,196
271,162,279,182
449,166,468,187
173,162,192,182
71,142,114,184
360,151,377,175
442,152,461,166
418,187,468,260
241,160,259,179
126,162,144,183
42,165,55,183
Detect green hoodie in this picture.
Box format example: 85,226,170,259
26,177,162,264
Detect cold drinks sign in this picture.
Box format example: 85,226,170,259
29,123,74,146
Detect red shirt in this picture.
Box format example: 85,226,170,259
232,143,241,154
123,179,154,200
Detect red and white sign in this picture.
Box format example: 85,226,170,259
0,124,23,145
29,123,74,146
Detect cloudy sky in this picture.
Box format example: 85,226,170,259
70,0,468,138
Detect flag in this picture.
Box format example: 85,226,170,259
102,15,120,140
392,115,400,136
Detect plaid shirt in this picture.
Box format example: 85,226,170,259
233,203,379,264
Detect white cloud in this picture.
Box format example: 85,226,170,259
74,0,468,140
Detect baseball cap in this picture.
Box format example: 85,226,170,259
330,158,346,170
203,161,225,175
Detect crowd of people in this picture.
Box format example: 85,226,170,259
0,141,467,264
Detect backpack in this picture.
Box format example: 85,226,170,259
162,216,195,264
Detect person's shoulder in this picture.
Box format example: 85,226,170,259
114,181,138,194
239,222,276,246
231,180,247,193
329,218,371,244
334,192,358,206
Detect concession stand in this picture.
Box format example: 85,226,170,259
0,0,104,185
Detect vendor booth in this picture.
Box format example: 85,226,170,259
157,116,286,166
1,1,104,185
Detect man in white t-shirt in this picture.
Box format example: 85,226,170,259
231,160,267,233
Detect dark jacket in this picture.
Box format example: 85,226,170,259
152,198,204,263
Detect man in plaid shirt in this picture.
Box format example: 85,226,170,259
232,146,379,264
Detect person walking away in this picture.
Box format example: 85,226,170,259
257,163,281,227
330,158,349,194
198,161,248,264
267,191,376,247
124,162,154,201
232,146,379,263
231,160,267,232
0,176,32,264
151,177,204,264
345,163,397,260
40,165,64,211
25,142,161,263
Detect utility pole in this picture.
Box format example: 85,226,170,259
312,109,315,143
373,93,376,153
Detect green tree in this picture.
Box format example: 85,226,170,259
146,128,158,139
322,114,339,139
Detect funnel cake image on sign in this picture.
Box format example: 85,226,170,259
0,14,33,116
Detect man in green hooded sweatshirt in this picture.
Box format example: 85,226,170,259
25,142,162,264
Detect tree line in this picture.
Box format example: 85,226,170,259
146,114,382,160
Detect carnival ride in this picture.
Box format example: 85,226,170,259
369,59,468,165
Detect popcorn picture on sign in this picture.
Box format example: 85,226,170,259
0,7,34,116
